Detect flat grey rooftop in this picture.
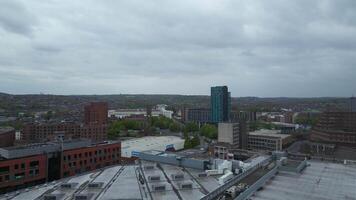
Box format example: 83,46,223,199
250,161,356,200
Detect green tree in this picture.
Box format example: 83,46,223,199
200,124,217,139
169,123,181,132
184,122,199,132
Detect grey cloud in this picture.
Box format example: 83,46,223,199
0,0,37,36
0,0,356,97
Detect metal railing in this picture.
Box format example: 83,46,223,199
200,157,272,200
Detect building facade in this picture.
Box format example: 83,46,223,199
211,86,231,123
0,140,121,192
84,102,108,125
0,154,47,192
184,108,211,123
248,130,292,151
61,142,121,178
0,127,15,147
21,122,108,144
310,112,356,145
218,122,248,149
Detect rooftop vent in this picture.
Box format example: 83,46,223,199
44,195,57,200
171,173,184,180
88,182,104,189
74,193,94,200
198,173,207,178
179,182,193,190
148,175,161,182
60,183,78,189
144,165,155,170
44,194,65,200
152,184,166,191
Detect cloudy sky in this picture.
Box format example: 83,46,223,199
0,0,356,97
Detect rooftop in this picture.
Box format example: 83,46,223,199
249,129,291,139
0,127,15,134
121,136,185,157
250,160,356,200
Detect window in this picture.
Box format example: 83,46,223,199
21,163,25,169
30,161,39,168
0,166,10,174
14,172,25,180
14,164,19,170
5,175,9,181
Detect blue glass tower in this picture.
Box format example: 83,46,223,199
211,86,231,123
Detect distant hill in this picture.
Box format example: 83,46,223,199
0,93,351,114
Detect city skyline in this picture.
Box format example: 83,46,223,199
1,0,356,97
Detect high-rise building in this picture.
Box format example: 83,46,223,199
84,102,108,125
211,86,231,123
351,96,356,112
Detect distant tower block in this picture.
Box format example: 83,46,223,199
351,96,356,112
84,102,108,125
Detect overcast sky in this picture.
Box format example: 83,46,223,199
0,0,356,97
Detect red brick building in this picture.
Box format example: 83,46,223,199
310,112,356,145
0,127,15,147
0,154,47,191
84,102,108,125
21,102,109,144
0,140,121,192
61,142,120,178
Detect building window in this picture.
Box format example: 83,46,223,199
14,164,19,170
30,161,39,168
0,166,10,174
21,163,25,169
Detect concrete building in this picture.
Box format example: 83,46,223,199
211,86,231,123
248,129,292,151
218,122,248,149
84,102,108,125
121,136,185,158
0,127,15,147
310,112,356,145
0,139,121,192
